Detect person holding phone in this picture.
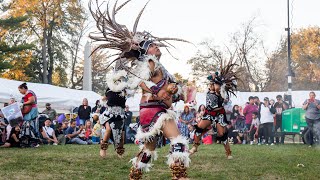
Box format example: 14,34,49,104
302,92,320,147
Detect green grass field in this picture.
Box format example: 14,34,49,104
1,144,320,180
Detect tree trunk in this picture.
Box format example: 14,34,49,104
42,30,48,84
47,27,54,84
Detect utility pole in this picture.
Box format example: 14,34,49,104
285,0,292,108
83,41,92,91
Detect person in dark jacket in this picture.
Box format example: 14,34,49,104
78,98,91,125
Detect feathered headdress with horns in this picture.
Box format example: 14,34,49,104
89,0,190,62
88,0,191,93
207,60,239,99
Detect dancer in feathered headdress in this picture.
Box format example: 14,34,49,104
89,0,192,179
189,60,239,160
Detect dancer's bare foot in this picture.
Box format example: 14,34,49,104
100,141,108,158
116,147,125,159
189,143,199,155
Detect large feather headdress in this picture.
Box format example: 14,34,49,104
89,0,190,66
207,60,239,99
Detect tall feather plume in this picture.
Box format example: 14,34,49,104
132,0,150,35
89,0,193,76
219,59,240,97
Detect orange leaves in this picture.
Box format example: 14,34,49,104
289,27,320,88
1,50,32,81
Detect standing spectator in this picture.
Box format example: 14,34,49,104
248,112,260,145
42,103,57,121
260,97,275,145
92,100,106,114
41,118,58,145
77,98,91,125
124,105,133,143
65,120,88,145
273,95,288,144
230,105,240,126
18,83,38,121
302,92,320,147
254,96,263,120
243,96,258,131
223,97,233,122
196,104,205,123
18,83,40,147
179,106,195,138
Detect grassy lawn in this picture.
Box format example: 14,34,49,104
1,144,320,180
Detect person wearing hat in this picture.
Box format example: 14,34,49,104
259,97,276,145
42,103,57,121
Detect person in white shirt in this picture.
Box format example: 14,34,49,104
260,97,275,145
41,118,58,145
248,112,260,145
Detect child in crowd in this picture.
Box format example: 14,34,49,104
248,112,260,145
1,125,20,148
84,120,92,140
188,124,195,143
78,124,86,140
55,121,69,145
92,119,102,143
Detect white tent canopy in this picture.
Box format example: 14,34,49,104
126,91,320,113
0,78,101,111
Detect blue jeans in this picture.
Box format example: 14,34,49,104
306,118,320,145
79,119,85,125
69,137,88,145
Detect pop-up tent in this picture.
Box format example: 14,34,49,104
0,78,101,111
125,91,320,113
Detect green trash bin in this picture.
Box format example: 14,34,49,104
282,108,306,134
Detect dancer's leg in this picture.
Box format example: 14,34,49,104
216,123,233,159
116,130,125,158
162,120,190,180
189,119,211,155
129,140,157,180
100,122,111,158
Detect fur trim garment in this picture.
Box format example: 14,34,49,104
167,135,191,168
135,110,176,143
130,148,158,172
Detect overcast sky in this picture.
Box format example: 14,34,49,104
86,0,320,78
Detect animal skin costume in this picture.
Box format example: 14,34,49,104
190,61,239,160
89,0,192,179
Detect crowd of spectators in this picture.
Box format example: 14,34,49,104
0,97,134,148
176,94,319,146
1,91,319,148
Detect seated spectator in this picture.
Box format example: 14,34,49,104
83,120,96,144
188,124,195,144
92,100,106,114
55,120,69,145
248,112,260,145
202,131,213,145
65,120,88,145
227,124,242,144
196,104,205,123
41,118,58,145
0,112,8,145
92,119,102,143
78,124,86,140
1,125,20,148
